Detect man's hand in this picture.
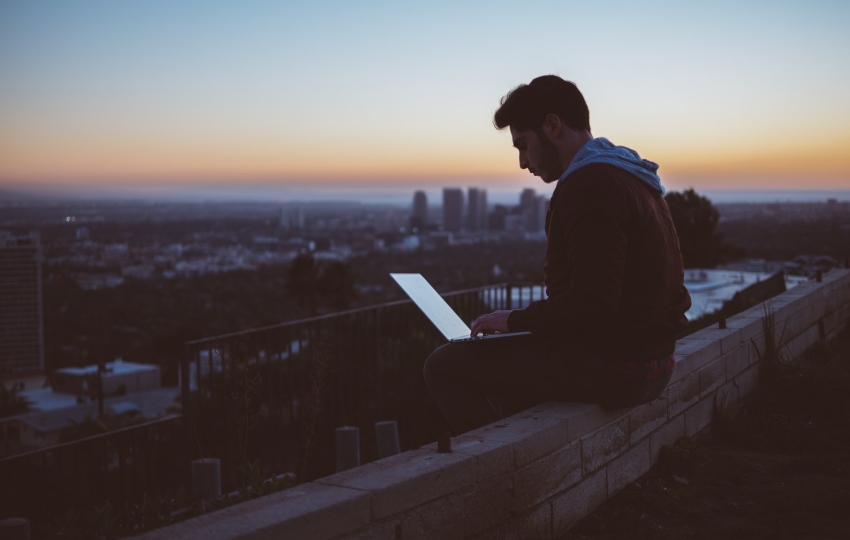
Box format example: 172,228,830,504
470,310,513,337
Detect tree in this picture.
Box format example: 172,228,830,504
317,261,356,311
0,383,32,418
665,188,734,268
287,254,319,315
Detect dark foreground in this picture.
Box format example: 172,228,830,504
561,328,850,540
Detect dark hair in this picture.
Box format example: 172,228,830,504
493,75,590,132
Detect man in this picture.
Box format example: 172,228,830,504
424,75,692,435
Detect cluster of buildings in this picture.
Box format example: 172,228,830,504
412,187,549,235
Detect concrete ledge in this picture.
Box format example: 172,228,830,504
137,269,850,540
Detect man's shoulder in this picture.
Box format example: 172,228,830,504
557,163,631,199
564,162,633,184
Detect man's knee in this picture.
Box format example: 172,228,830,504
423,343,458,381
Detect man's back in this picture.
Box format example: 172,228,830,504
509,163,691,361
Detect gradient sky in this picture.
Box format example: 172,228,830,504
1,0,849,199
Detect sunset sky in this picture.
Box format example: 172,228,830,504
1,0,848,201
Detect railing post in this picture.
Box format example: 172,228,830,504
374,421,400,458
192,458,221,512
0,518,29,540
336,426,360,472
506,283,513,310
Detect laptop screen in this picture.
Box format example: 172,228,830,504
390,273,471,341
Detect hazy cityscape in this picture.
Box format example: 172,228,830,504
2,188,849,537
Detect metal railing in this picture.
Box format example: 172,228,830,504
0,282,545,522
0,416,186,523
180,282,545,487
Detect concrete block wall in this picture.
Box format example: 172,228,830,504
137,269,850,540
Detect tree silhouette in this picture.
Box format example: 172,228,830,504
665,188,734,268
287,254,319,315
0,384,32,418
317,261,356,311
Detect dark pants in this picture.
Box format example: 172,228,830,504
423,334,671,435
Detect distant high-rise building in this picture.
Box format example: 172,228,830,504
520,188,538,231
280,207,305,230
467,188,488,232
442,188,464,233
0,231,44,374
488,204,509,231
410,190,428,231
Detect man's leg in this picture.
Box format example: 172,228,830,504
423,334,581,435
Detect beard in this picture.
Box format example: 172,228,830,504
536,129,564,183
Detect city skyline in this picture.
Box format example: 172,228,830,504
1,1,849,198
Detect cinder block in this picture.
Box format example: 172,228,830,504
692,326,743,356
345,494,467,540
685,396,715,437
317,448,475,520
422,436,513,482
135,483,371,540
470,410,568,468
336,522,397,540
461,474,514,537
821,307,843,337
551,469,607,537
783,324,821,360
669,351,694,384
767,297,797,326
607,439,651,496
725,314,764,344
539,402,626,442
513,442,582,511
698,357,726,398
673,336,722,372
723,345,750,380
666,372,700,418
748,333,768,366
629,398,667,445
470,501,551,540
784,305,817,339
734,364,760,400
395,491,466,540
649,414,685,465
581,416,630,475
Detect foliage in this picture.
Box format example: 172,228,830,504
287,253,320,314
664,188,741,268
715,312,850,455
0,383,32,418
299,342,332,481
717,214,850,261
236,459,293,500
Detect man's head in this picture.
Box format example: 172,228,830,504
494,75,592,183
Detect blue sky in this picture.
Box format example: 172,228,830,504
1,0,848,200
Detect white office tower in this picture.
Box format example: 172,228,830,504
0,231,44,374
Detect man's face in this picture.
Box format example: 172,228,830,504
510,126,563,183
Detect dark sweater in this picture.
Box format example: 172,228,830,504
507,163,692,362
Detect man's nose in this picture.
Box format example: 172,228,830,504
519,153,528,170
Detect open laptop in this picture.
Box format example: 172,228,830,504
390,273,531,342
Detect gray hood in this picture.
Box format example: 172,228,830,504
558,137,665,194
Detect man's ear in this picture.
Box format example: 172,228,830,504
542,113,562,139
